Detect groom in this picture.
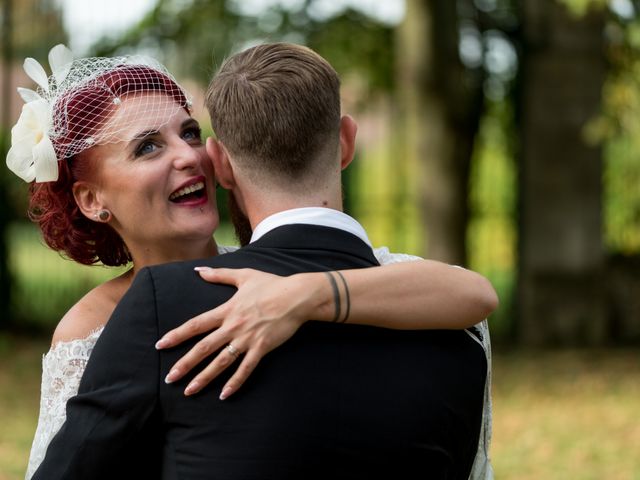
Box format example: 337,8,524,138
32,43,487,479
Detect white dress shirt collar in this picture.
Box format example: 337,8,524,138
250,207,372,247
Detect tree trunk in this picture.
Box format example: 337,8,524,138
396,0,483,265
0,0,15,330
516,0,607,345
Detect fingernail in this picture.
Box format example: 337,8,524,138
194,266,212,272
165,369,180,384
219,386,233,400
185,381,199,396
155,338,169,349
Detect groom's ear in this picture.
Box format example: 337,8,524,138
206,137,236,189
339,114,358,170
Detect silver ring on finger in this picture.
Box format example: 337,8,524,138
226,343,240,358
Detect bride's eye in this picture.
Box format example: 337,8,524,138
134,140,159,157
182,126,202,144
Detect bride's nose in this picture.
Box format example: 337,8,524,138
172,141,200,170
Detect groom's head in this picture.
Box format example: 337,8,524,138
205,43,356,238
206,43,341,187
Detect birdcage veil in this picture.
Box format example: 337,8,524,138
6,44,193,183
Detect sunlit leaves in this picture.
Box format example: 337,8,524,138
576,0,640,252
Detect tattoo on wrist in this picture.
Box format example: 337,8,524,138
325,271,341,322
324,271,351,323
335,271,350,324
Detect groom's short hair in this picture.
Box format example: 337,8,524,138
205,42,341,186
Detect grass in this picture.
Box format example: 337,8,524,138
491,348,640,479
0,335,47,480
0,334,638,480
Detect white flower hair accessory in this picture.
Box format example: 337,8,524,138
6,44,192,183
7,44,73,182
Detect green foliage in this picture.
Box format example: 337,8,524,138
582,10,640,253
8,223,125,329
553,0,640,254
468,101,518,340
92,0,239,84
7,220,239,330
3,0,68,60
560,0,609,16
0,335,48,479
297,8,395,94
89,0,395,96
604,138,640,252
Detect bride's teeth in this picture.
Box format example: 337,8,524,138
170,181,204,200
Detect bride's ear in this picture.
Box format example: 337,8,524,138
206,137,236,189
72,181,103,221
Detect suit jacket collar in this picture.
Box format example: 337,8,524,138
249,224,379,266
250,207,371,247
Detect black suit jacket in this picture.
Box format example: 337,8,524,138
33,224,486,480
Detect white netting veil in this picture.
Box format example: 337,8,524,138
7,44,193,183
49,55,192,159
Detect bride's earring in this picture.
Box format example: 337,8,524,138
94,209,111,222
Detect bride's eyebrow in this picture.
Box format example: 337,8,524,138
131,128,161,141
130,117,198,142
181,118,200,129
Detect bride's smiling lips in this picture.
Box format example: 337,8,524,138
169,175,209,206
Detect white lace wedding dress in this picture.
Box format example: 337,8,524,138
25,246,493,480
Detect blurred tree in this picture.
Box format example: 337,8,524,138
581,0,640,343
1,0,15,330
395,0,521,267
92,0,240,83
96,0,520,268
0,0,67,330
90,0,395,224
585,0,640,254
91,0,395,95
5,0,67,60
516,0,607,345
395,0,486,265
394,0,637,345
82,0,638,345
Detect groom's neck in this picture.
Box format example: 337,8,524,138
239,189,344,232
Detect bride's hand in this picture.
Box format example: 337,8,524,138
156,267,326,400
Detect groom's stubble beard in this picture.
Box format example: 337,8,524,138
228,190,253,246
228,180,347,246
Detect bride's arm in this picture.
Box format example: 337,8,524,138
313,257,497,330
157,256,497,398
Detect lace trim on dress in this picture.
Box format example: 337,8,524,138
466,318,494,480
217,244,239,254
25,327,104,480
372,246,422,265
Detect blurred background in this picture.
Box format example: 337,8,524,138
0,0,639,478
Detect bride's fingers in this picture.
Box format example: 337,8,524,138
164,331,227,383
195,267,248,286
156,306,226,349
218,351,262,400
182,342,249,396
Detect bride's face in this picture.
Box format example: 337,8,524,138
86,93,219,262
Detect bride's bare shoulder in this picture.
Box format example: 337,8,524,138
51,271,133,347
